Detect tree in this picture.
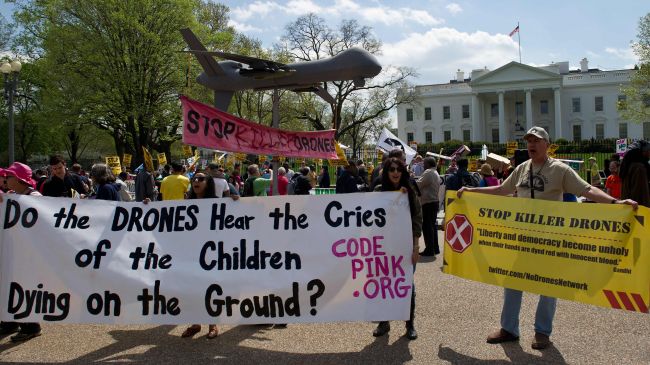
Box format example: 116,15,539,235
276,14,418,154
621,13,650,124
14,0,198,168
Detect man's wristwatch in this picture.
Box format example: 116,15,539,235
611,198,618,204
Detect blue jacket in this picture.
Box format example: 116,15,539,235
96,183,122,201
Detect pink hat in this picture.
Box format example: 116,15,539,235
4,162,35,188
0,168,5,177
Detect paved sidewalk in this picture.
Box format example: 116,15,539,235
1,232,648,364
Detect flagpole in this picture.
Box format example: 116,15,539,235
517,21,521,63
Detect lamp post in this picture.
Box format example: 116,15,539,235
1,59,22,164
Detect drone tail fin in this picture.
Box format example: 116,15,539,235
180,28,224,77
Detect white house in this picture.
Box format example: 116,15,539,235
397,59,647,144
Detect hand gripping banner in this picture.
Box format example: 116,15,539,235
443,191,650,313
181,95,337,159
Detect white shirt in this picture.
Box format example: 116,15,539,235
213,177,230,198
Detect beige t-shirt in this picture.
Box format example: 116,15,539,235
501,158,590,201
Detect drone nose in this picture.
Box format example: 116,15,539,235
363,53,382,77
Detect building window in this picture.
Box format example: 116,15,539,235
644,122,650,140
407,132,414,143
462,104,470,119
572,125,581,142
595,124,604,140
572,97,581,113
443,106,450,120
490,103,498,117
425,131,432,143
424,107,431,120
491,128,499,143
444,130,451,141
406,108,413,121
595,96,604,112
515,102,523,116
462,129,471,142
540,100,549,114
619,123,628,138
617,95,627,110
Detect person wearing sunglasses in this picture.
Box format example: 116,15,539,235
372,157,422,340
181,170,238,340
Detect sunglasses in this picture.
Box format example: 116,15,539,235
388,166,401,173
193,176,207,182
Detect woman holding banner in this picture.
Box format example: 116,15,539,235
181,170,238,339
0,162,43,342
372,157,422,340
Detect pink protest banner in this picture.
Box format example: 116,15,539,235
181,95,337,159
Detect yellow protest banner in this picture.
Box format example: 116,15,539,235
157,153,167,167
105,156,122,176
258,155,267,164
548,143,559,158
443,191,650,313
142,147,154,172
182,145,193,158
122,154,132,166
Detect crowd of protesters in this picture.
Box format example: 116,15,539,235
0,130,647,346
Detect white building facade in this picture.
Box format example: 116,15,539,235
397,59,649,144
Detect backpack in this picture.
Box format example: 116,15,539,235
243,177,258,197
462,172,481,188
287,174,300,195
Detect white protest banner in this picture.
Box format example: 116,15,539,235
0,193,413,324
376,128,416,164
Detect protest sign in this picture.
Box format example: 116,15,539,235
122,154,132,167
0,193,413,324
181,96,337,159
506,141,518,157
616,138,628,157
376,128,416,164
142,147,154,172
157,153,167,167
182,145,193,158
443,191,650,313
105,156,122,176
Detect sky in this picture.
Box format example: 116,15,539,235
1,1,648,91
217,0,648,85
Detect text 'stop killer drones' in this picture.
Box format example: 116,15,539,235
181,28,382,111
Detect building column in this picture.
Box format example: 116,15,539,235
525,89,533,132
471,93,481,141
498,91,506,143
554,87,562,139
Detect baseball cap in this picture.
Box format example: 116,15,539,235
523,126,550,142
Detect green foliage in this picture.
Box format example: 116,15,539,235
621,13,650,124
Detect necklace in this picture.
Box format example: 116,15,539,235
531,158,549,176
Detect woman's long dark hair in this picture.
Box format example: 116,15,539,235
187,171,217,199
380,157,418,217
619,144,650,181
